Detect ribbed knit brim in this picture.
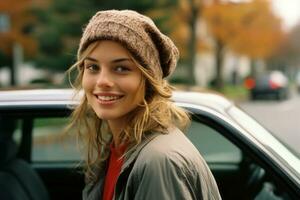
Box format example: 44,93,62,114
77,10,179,78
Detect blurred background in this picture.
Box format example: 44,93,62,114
0,0,300,152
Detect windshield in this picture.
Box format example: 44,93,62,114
227,106,300,178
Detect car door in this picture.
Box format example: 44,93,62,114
186,113,247,199
30,116,84,200
6,105,298,200
185,107,300,200
3,109,85,200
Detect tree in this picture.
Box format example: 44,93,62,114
170,0,205,85
203,0,283,89
268,23,300,72
32,0,178,73
32,0,97,72
0,0,37,85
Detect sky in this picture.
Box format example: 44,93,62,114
271,0,300,30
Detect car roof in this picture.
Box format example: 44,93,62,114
0,89,233,114
0,89,76,103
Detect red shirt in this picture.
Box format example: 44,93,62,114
102,143,127,200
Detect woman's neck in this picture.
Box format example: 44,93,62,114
108,120,125,147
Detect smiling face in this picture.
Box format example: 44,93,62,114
82,40,144,129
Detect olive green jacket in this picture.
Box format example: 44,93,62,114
82,127,221,200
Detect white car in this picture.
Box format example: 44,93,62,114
0,89,299,199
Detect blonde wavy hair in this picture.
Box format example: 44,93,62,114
67,41,190,182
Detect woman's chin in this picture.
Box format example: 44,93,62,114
95,113,118,121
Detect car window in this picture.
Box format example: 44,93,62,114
32,117,80,162
228,106,300,175
186,120,242,163
30,115,242,164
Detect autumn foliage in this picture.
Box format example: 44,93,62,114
0,0,37,57
199,0,284,89
203,0,283,59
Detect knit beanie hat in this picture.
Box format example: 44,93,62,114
77,9,179,79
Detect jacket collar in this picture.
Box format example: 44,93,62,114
83,131,163,200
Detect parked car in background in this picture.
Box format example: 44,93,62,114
0,89,299,200
245,70,289,100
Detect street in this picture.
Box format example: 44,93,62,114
238,90,300,156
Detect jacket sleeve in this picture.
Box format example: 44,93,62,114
130,153,201,200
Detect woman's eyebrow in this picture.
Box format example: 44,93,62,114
84,57,132,63
111,58,132,63
84,57,98,62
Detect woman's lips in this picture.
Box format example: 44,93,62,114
97,95,122,101
94,93,124,105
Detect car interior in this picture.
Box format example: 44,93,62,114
0,110,298,200
0,117,49,200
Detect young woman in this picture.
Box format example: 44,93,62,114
68,9,221,200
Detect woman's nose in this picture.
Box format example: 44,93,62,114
96,69,114,88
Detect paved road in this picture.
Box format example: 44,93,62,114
238,90,300,156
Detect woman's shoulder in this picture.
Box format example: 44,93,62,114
145,127,195,150
137,127,203,165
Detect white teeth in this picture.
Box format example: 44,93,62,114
97,96,121,101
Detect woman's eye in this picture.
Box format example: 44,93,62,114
115,66,130,73
85,64,99,72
